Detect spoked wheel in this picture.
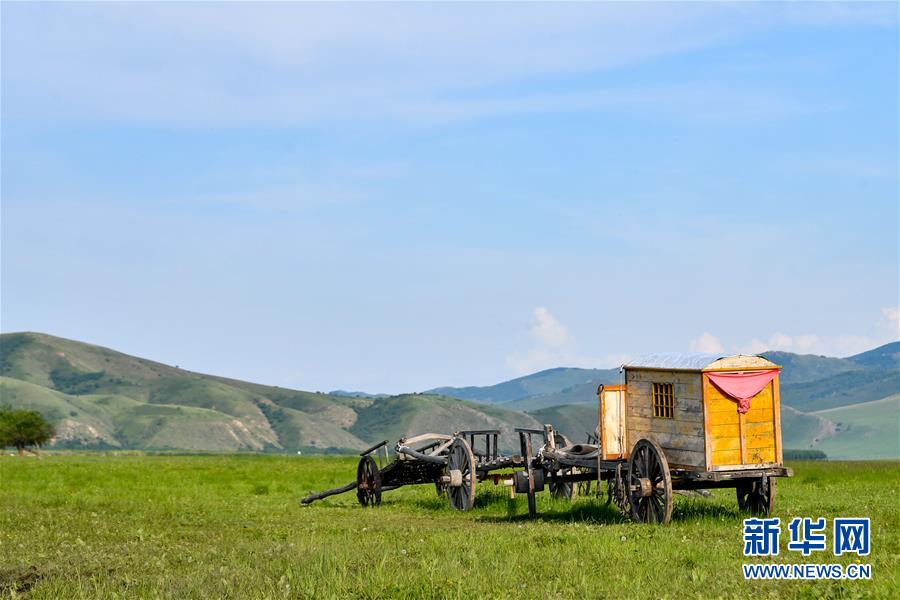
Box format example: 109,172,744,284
356,455,382,507
549,467,577,500
578,481,592,497
737,477,776,515
627,439,673,524
549,433,577,500
446,437,476,511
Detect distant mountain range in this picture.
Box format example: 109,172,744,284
426,367,621,406
0,332,897,459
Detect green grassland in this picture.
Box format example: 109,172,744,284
1,456,897,599
811,396,900,460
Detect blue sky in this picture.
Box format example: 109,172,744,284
2,2,898,393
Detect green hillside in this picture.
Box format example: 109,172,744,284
350,394,541,452
760,350,859,384
780,404,837,450
527,404,598,443
426,367,619,404
0,332,539,453
502,380,604,411
810,395,900,459
781,368,898,412
1,332,896,458
847,341,900,370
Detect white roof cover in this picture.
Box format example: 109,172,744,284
623,353,778,371
623,353,723,370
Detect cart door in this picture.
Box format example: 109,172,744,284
599,384,626,460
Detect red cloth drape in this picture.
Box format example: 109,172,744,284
706,370,779,414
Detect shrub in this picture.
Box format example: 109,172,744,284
0,406,55,455
783,449,828,460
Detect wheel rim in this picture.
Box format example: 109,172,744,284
737,478,776,515
627,439,672,524
446,437,476,511
356,455,382,507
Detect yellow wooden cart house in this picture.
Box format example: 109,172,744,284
547,352,796,522
599,353,783,470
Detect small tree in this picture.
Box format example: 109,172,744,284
0,406,55,456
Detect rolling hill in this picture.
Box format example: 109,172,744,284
0,333,537,452
0,332,896,458
810,395,900,459
426,367,619,405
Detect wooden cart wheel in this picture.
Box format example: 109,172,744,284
356,455,382,507
627,439,673,524
577,479,592,497
737,477,776,515
549,433,577,500
549,468,577,500
446,437,476,511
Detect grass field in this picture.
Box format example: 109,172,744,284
1,455,897,599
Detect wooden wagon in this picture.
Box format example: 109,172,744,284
519,353,793,523
301,430,528,511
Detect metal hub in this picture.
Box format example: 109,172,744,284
638,477,653,497
448,469,463,487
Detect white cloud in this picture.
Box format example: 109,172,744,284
3,2,885,127
881,306,900,337
793,335,820,353
689,332,725,354
734,309,899,357
506,307,614,374
531,306,570,348
739,332,821,355
742,338,769,355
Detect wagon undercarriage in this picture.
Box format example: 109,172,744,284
519,425,791,524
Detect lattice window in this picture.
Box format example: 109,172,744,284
652,382,675,419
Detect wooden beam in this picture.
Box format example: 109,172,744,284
773,375,782,464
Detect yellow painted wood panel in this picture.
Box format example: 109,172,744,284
747,435,775,450
705,375,777,468
745,406,774,423
708,410,739,426
745,421,774,437
712,449,741,465
747,447,776,463
707,391,737,412
711,436,741,452
710,423,740,439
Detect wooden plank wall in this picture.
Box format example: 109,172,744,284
703,375,778,468
624,370,706,469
